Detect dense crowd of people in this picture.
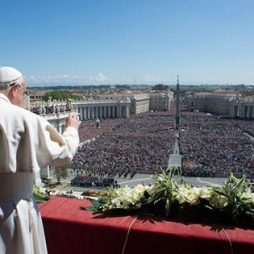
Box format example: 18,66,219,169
179,113,254,178
71,112,176,187
78,118,127,142
71,175,115,188
70,111,254,188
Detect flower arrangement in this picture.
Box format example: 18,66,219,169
86,169,254,227
33,185,49,203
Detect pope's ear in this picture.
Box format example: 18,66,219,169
10,85,16,94
7,85,18,99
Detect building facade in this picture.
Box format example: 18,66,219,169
149,91,174,112
186,93,236,115
229,96,254,119
75,98,131,120
185,92,254,120
130,95,150,114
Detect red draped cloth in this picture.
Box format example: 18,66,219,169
39,197,254,254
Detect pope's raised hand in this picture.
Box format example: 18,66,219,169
66,113,81,130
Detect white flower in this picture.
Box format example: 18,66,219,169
241,189,253,201
176,185,189,204
199,187,213,200
103,184,154,210
185,187,201,205
176,185,201,205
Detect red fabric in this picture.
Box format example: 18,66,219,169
39,197,254,254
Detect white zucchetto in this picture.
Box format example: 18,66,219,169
0,66,23,84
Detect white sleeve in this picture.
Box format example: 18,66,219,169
35,117,80,168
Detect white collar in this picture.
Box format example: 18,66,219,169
0,93,11,103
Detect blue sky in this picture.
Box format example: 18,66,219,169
0,0,254,85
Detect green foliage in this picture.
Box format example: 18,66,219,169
43,90,82,101
151,84,169,91
146,169,179,217
170,85,218,93
213,174,254,222
85,169,254,227
85,199,105,212
32,185,49,203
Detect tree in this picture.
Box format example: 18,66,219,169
43,90,82,101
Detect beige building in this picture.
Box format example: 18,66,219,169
29,90,46,101
149,91,174,112
98,90,174,115
130,94,150,114
103,92,175,115
98,93,150,115
186,92,237,115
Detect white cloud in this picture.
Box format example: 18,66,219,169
27,72,113,85
94,72,112,83
27,72,178,85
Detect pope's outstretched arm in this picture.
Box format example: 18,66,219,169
35,113,81,169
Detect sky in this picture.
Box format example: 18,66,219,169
0,0,254,86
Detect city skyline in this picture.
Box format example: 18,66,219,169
1,0,254,86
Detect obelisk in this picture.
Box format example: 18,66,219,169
175,75,180,130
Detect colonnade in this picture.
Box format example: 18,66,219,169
77,104,130,120
232,104,254,119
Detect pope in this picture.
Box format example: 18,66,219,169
0,66,81,254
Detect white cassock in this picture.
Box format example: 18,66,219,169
0,94,79,254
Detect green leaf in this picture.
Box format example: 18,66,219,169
33,193,48,203
165,198,171,217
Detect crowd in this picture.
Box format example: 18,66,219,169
70,111,254,187
78,118,127,142
179,113,254,178
71,175,115,188
71,112,176,186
